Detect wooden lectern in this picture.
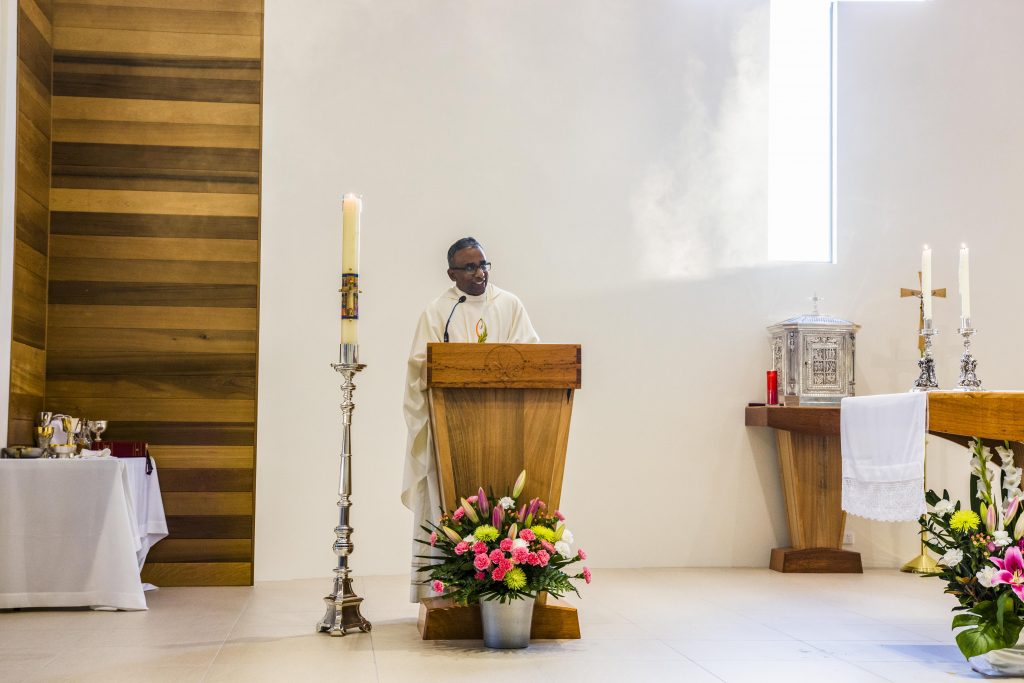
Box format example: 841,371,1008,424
417,343,582,640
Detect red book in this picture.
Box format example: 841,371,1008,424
92,440,153,474
92,440,148,457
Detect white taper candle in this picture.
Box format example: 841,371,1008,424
922,245,933,322
959,244,971,322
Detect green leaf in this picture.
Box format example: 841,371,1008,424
956,625,1004,659
952,613,982,628
998,593,1013,629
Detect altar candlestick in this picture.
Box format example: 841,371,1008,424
959,244,971,322
341,194,362,344
922,246,933,323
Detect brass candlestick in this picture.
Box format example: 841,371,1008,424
901,441,939,574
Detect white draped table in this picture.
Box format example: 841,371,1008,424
0,458,167,610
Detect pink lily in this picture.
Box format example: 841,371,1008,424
478,487,490,517
1008,497,1021,524
492,505,503,528
991,546,1024,600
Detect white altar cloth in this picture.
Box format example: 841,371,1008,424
0,458,167,610
840,392,928,522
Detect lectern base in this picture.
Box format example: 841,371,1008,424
769,547,863,573
417,596,581,640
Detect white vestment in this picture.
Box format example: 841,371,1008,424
401,283,539,601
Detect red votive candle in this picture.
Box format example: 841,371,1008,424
766,370,779,405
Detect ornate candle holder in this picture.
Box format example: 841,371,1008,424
910,323,939,392
316,342,372,636
953,319,983,391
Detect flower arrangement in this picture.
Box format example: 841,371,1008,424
919,439,1024,659
417,470,591,604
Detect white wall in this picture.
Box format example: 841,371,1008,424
257,0,1024,581
0,0,18,445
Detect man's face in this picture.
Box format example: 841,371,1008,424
447,246,489,297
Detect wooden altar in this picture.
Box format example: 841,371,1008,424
418,343,582,640
745,392,1024,573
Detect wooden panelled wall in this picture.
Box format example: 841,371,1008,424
25,0,262,586
8,0,53,446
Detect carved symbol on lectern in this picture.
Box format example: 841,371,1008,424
484,345,526,382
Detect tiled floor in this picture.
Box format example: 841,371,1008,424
1,568,1018,682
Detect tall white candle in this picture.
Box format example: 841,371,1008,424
959,244,971,321
922,245,933,322
342,194,361,274
341,194,361,344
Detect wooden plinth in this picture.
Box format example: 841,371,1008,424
770,547,863,573
417,597,581,640
747,405,862,573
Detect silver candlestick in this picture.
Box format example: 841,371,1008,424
317,342,371,636
954,319,983,391
910,323,939,392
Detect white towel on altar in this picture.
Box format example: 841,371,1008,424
840,392,927,521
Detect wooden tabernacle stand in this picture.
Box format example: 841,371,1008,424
418,343,582,640
746,392,1024,573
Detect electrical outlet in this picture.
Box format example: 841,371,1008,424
843,531,855,545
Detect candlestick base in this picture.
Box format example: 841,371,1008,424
317,574,371,636
953,327,984,391
900,551,939,574
910,327,939,392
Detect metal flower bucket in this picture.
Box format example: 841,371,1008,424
480,595,536,648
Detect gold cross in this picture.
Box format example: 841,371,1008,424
901,271,946,355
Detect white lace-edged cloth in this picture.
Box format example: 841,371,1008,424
840,392,928,522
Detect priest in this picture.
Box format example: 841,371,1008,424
401,237,539,601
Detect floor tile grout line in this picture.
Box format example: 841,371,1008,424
199,587,256,683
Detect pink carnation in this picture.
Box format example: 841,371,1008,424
473,541,488,555
553,510,565,521
474,553,490,570
467,495,478,503
453,508,465,521
519,529,536,542
454,541,469,555
492,568,506,582
475,571,486,580
432,580,444,593
578,549,587,560
499,538,514,552
582,567,592,584
429,531,437,546
540,540,556,554
537,550,550,566
489,549,505,564
511,547,529,565
499,558,513,572
526,552,540,566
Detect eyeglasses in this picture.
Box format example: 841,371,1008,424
453,261,491,274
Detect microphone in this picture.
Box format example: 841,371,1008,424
443,296,467,342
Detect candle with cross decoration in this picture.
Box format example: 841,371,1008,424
900,271,946,356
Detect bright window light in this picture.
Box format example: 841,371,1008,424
768,0,928,264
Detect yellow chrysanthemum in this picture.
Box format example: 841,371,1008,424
531,526,556,542
504,567,527,591
950,509,981,533
474,525,499,542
